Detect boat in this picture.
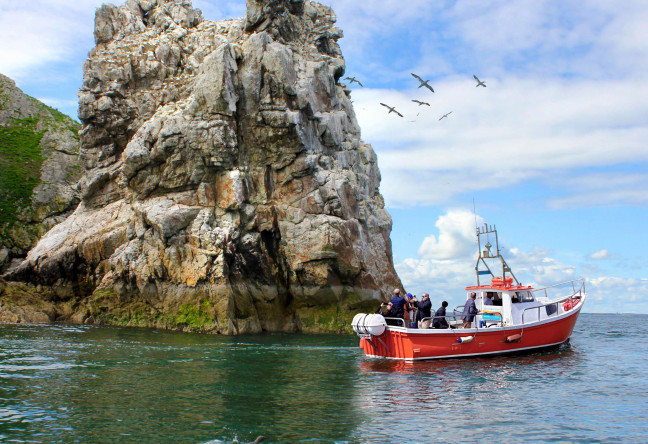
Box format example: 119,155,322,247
351,223,586,361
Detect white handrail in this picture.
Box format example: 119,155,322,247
531,278,585,300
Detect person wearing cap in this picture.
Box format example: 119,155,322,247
414,293,432,328
462,292,478,328
389,288,407,320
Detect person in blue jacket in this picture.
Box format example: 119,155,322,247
389,288,407,318
462,292,478,328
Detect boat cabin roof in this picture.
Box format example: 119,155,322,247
465,283,533,291
466,277,532,292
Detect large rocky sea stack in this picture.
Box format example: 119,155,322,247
1,0,402,333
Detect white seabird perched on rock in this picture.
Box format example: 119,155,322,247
411,73,434,93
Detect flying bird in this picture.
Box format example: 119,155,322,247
438,111,453,121
344,76,363,87
411,73,434,93
473,74,486,87
408,112,421,123
380,103,404,117
411,99,430,106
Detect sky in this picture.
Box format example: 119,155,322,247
1,0,647,313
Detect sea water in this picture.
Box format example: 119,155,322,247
0,313,646,443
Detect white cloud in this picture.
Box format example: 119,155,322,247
505,247,577,288
589,249,610,260
336,0,648,81
417,209,482,260
546,173,648,209
352,77,648,208
586,277,648,313
0,1,97,78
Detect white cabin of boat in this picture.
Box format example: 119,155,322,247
462,276,580,328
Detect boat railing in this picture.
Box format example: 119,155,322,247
522,280,585,325
383,317,406,327
531,278,586,300
452,306,465,322
383,315,461,329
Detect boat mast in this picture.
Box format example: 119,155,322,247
474,223,520,286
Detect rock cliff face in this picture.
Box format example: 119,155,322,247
3,0,401,333
0,73,81,273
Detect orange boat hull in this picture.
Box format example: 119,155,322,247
359,308,582,361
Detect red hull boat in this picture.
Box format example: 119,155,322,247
352,224,586,361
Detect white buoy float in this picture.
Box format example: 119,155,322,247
457,335,474,343
352,313,387,336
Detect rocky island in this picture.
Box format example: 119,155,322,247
0,0,402,334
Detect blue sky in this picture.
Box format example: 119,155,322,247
1,0,647,313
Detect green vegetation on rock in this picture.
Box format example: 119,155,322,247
0,117,45,226
166,299,215,331
299,303,355,334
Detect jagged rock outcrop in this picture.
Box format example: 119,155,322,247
0,73,81,273
2,0,401,333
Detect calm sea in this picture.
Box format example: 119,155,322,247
0,313,646,443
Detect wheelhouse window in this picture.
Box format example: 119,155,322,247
486,291,503,306
513,291,535,303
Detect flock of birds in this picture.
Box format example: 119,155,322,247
344,73,487,121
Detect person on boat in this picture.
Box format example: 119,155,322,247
375,301,396,317
462,292,478,328
415,293,432,328
433,301,450,329
389,289,407,319
406,293,417,327
484,293,494,306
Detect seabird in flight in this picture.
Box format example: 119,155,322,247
344,76,363,87
411,73,435,93
380,103,404,117
473,74,486,87
438,111,453,121
411,99,430,106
